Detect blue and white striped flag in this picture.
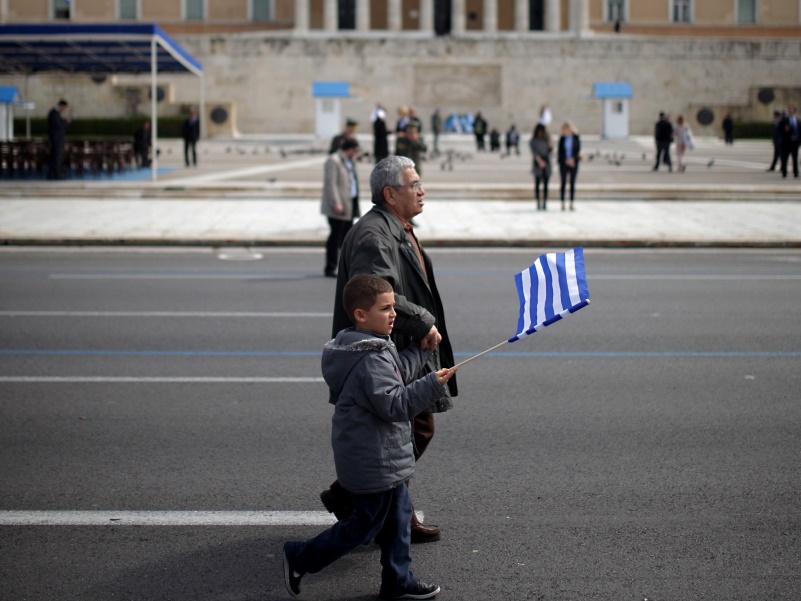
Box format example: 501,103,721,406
508,247,590,343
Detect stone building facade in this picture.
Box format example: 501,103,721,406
1,0,800,136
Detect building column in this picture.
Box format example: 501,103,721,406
483,0,497,32
388,0,402,31
569,0,589,34
419,0,434,32
324,0,338,32
452,0,466,34
356,0,370,30
514,0,529,31
294,0,309,31
545,0,560,31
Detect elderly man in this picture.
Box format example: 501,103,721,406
320,156,457,544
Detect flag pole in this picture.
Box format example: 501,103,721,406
454,340,510,368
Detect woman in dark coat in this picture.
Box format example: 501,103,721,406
529,123,552,210
557,121,581,211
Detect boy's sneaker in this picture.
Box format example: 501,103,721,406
382,581,440,600
282,543,303,597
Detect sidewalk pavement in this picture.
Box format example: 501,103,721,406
1,135,800,248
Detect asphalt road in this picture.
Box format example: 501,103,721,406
1,247,799,601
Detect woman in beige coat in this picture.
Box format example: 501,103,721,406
321,138,361,277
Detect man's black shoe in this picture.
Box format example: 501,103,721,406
381,581,441,599
282,544,302,597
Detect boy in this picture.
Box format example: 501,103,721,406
283,274,456,599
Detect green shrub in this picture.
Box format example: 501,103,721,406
733,121,774,140
13,116,186,140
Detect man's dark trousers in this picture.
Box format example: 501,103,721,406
768,140,780,171
780,140,799,178
184,140,197,167
48,142,64,179
654,142,672,171
285,483,417,597
325,217,353,275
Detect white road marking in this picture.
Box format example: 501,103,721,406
48,274,308,280
0,509,426,526
39,274,801,282
0,311,330,317
0,377,325,383
591,275,801,280
0,510,337,526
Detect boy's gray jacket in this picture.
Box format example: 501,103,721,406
322,327,447,495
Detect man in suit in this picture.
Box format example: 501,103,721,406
653,112,673,172
321,138,361,278
767,110,783,172
779,104,799,179
47,99,70,180
182,109,200,167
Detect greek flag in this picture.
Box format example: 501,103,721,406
508,247,591,343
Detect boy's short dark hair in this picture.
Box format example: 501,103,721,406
343,275,393,324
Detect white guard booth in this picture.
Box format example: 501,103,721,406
594,82,633,140
313,81,349,139
0,86,23,141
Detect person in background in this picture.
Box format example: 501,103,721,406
330,118,358,155
133,120,152,168
396,106,410,134
537,103,552,127
47,99,70,180
395,123,427,176
674,114,694,173
472,112,487,151
321,138,361,278
430,108,442,155
489,128,501,152
767,110,783,172
182,108,200,167
653,111,673,172
505,124,520,156
722,112,734,145
529,123,552,210
373,109,389,163
779,104,799,179
557,121,581,211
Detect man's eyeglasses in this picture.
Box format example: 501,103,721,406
393,181,423,192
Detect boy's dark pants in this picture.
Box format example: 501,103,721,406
286,483,417,597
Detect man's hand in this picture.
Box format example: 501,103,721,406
420,326,442,351
334,204,344,215
435,367,457,385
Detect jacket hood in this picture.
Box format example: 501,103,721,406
322,328,393,393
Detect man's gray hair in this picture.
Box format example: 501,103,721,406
370,156,415,205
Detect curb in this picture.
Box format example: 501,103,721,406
4,238,801,249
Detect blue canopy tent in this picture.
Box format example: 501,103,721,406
0,24,204,180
